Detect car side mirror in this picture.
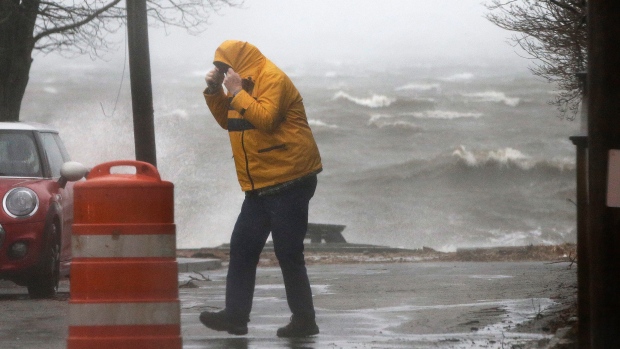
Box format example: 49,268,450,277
58,161,89,188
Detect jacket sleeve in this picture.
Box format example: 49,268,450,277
229,73,288,133
203,87,229,130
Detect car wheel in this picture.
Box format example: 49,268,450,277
27,222,60,299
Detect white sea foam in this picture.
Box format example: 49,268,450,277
333,91,395,108
440,72,474,82
547,157,576,171
43,86,58,94
166,109,189,119
403,110,482,120
463,91,520,107
308,118,338,128
481,298,556,335
438,228,565,253
395,83,441,92
368,114,419,130
368,114,395,123
451,145,576,172
452,145,535,169
487,228,562,247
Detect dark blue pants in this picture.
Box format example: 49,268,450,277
225,176,317,323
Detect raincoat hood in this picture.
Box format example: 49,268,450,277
205,40,323,191
213,40,266,78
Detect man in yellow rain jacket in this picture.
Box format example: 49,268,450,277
200,40,322,338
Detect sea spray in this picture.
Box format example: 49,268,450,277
22,62,579,250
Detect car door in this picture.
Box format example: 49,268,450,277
39,132,74,268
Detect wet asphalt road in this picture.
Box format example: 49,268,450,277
0,261,575,349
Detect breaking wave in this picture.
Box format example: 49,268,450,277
462,91,520,107
367,114,420,130
439,72,474,82
402,110,482,120
333,91,396,108
308,118,338,128
452,145,575,172
395,83,441,92
43,86,59,94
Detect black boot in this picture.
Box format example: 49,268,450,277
199,310,248,335
276,315,319,338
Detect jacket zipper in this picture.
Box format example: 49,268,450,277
241,130,255,190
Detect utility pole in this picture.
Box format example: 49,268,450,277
586,1,620,348
126,0,157,167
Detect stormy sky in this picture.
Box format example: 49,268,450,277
152,0,524,69
36,0,528,72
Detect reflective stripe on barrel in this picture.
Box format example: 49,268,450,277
72,224,176,258
69,302,180,326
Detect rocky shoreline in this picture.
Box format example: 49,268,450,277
177,243,577,266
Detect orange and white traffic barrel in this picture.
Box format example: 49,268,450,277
67,160,181,349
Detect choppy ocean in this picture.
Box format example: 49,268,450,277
22,61,579,251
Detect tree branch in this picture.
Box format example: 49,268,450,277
548,0,580,15
33,0,122,43
484,0,587,119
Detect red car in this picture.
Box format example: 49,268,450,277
0,122,87,298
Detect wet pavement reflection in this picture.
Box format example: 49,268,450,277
0,262,572,348
180,262,574,348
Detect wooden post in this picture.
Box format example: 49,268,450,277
570,134,589,349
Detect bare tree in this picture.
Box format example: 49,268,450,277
0,0,242,121
485,0,587,119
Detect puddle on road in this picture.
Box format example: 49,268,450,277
179,267,557,348
309,297,554,349
184,298,555,349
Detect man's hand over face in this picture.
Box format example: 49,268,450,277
205,67,225,87
223,68,243,96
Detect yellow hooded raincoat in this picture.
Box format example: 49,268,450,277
204,40,322,192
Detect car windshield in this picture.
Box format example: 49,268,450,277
0,131,43,177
